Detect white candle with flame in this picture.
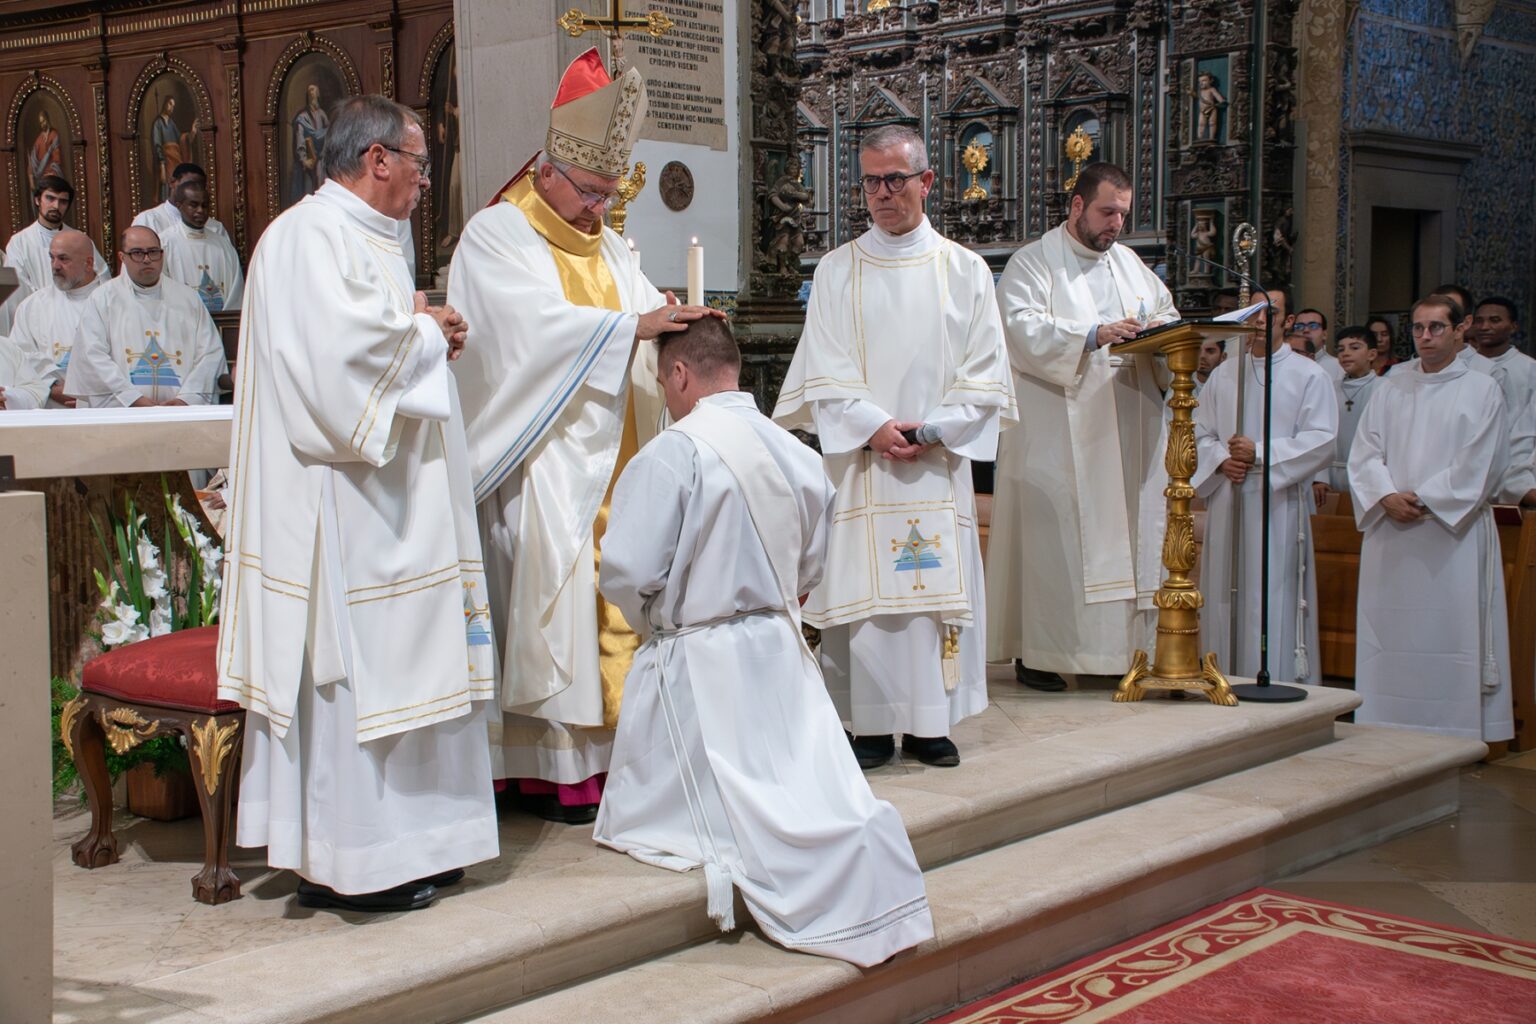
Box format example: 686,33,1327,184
627,236,639,266
687,236,704,307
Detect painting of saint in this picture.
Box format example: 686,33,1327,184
428,43,464,258
137,75,203,211
16,91,73,223
278,53,351,210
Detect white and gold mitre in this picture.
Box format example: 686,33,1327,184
546,47,648,178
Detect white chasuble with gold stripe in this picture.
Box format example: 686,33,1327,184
774,218,1016,631
217,180,495,743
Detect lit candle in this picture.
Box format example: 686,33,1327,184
627,236,640,266
687,236,704,307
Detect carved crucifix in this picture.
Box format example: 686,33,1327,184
557,3,674,67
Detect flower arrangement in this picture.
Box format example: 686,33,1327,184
90,478,221,650
54,478,224,798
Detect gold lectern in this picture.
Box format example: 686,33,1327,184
1109,321,1260,705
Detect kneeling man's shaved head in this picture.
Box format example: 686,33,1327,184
656,315,742,421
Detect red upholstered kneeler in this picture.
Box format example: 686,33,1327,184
61,625,246,904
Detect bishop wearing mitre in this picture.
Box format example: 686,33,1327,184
772,125,1016,770
450,49,719,823
218,96,497,913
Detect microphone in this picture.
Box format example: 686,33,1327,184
1165,246,1272,323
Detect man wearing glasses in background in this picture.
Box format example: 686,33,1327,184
63,224,224,407
449,49,722,823
1291,308,1343,383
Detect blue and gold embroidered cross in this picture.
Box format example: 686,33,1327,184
892,518,942,591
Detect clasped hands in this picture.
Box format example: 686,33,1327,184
415,291,467,361
869,419,930,462
1381,491,1427,523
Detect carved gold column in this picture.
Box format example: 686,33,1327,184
1115,331,1238,705
1298,0,1346,318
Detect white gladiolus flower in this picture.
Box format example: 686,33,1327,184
102,617,147,647
142,569,169,601
136,535,162,572
149,603,172,637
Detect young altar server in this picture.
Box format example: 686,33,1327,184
595,317,933,966
1312,325,1380,506
217,96,498,913
1350,294,1513,741
160,179,244,312
64,225,225,408
1193,287,1337,683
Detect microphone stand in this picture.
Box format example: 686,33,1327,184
1168,248,1307,703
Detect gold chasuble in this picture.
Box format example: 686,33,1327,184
504,175,640,726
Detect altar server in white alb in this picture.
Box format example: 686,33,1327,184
0,335,53,409
217,96,498,913
7,229,101,406
988,161,1175,691
596,318,933,967
1470,297,1536,508
160,179,244,312
64,226,225,407
1194,288,1337,683
1350,293,1513,741
773,125,1016,770
1312,325,1380,507
451,49,720,822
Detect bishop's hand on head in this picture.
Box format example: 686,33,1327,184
635,291,725,341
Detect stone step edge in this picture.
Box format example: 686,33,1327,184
467,726,1487,1024
137,689,1359,1024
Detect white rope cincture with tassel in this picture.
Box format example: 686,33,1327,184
654,637,737,933
1293,483,1310,682
1480,515,1500,695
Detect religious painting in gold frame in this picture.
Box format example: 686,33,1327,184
16,89,74,225
137,74,202,210
277,52,350,211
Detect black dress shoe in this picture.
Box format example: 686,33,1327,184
1015,659,1068,692
849,733,895,770
295,879,439,913
516,792,599,825
901,734,961,767
415,868,466,888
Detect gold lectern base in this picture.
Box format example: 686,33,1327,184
1114,650,1238,706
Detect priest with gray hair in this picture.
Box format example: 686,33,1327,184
773,124,1016,770
217,94,497,913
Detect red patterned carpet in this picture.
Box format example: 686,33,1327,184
931,889,1536,1023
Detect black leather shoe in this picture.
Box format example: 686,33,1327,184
516,792,599,825
295,879,439,913
849,733,895,770
901,734,961,767
415,868,466,888
1015,659,1068,692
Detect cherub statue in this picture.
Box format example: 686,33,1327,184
767,157,813,275
1196,71,1227,141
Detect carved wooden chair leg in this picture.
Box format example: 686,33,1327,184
65,697,120,869
187,713,245,904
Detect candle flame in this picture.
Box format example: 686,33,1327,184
691,236,699,245
627,238,636,250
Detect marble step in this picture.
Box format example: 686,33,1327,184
74,682,1362,1024
469,724,1486,1024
